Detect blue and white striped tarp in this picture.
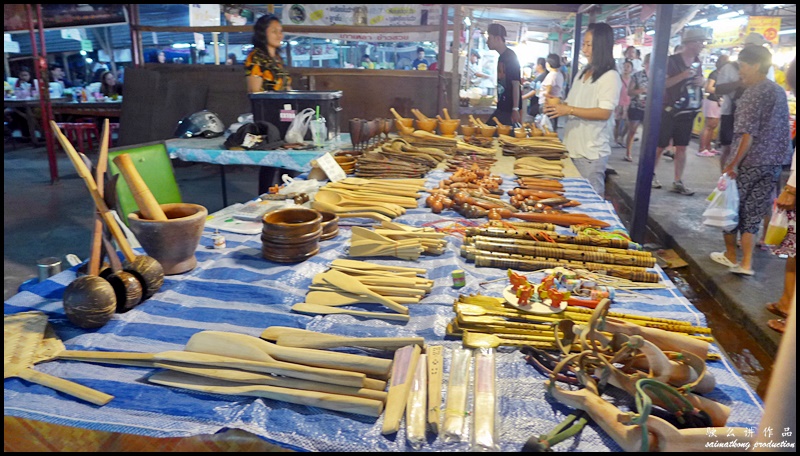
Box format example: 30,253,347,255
4,170,764,452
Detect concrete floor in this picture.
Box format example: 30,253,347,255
5,129,786,365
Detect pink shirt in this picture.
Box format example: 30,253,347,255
618,75,631,107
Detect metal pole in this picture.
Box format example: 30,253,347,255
26,4,58,183
568,13,583,99
630,4,673,243
436,4,448,113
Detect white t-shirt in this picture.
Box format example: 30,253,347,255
563,68,621,160
538,70,565,107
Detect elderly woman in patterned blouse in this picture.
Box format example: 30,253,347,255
709,45,791,276
245,14,291,93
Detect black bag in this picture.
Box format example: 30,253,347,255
224,121,284,150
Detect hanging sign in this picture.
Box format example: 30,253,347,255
189,4,221,27
299,31,440,43
194,32,206,51
746,16,781,44
60,28,83,41
283,4,441,26
4,40,20,53
81,39,94,52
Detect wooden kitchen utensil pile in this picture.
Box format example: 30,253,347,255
355,138,448,178
514,156,565,178
445,141,498,171
349,221,447,259
498,134,567,159
293,259,432,322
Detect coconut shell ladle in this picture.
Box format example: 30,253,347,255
50,121,164,302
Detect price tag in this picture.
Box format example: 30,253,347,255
314,152,346,182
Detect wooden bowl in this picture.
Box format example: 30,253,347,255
262,207,322,238
497,125,513,136
415,118,437,133
461,125,476,137
317,210,340,240
395,118,413,130
479,125,497,138
438,119,460,135
514,128,528,138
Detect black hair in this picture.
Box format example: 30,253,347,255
50,63,64,71
19,67,31,74
536,57,546,69
362,54,371,60
546,53,560,70
737,45,772,74
787,59,796,92
417,47,425,54
580,22,617,83
252,14,281,52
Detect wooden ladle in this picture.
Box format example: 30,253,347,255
311,200,392,222
50,121,164,301
321,186,419,208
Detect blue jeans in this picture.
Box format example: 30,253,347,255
572,155,610,198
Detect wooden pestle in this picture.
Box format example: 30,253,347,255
112,154,167,221
442,108,451,120
88,119,111,275
492,116,505,127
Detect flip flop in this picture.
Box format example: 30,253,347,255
710,251,738,268
766,302,788,319
729,265,755,276
767,318,785,334
624,156,633,162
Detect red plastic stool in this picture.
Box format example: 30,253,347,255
55,122,99,154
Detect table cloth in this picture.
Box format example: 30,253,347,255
4,171,764,452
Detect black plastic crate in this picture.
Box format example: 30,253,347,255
250,90,342,142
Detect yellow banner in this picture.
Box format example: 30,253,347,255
746,16,781,44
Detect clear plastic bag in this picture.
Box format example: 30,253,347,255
764,206,789,246
284,108,316,143
702,174,739,231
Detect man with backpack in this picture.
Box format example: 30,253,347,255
651,28,706,195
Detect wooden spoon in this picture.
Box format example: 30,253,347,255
320,269,409,314
462,331,561,350
292,303,411,323
315,190,404,217
260,326,423,351
311,201,391,222
152,361,387,402
322,186,419,208
185,330,393,378
148,370,384,417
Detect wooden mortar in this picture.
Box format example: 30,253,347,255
127,203,208,275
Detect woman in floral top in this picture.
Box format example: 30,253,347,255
710,46,791,277
246,14,291,93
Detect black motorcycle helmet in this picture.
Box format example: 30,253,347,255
174,110,225,138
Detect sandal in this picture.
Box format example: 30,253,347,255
729,265,755,276
710,251,738,268
624,156,633,162
767,318,785,334
766,302,788,319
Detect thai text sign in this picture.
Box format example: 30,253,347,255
283,4,441,26
746,16,781,45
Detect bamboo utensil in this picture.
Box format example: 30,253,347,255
315,190,404,217
426,345,443,435
5,312,114,406
154,361,387,402
382,344,422,434
261,326,423,351
292,303,411,323
305,290,421,306
149,370,384,417
113,153,168,221
311,200,391,222
331,259,427,275
185,330,392,378
320,269,409,314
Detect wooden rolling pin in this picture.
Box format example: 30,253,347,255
112,153,167,221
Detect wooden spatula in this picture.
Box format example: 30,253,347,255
331,259,427,275
184,330,393,378
262,327,423,350
305,290,420,306
148,370,384,417
152,361,387,402
292,303,411,323
321,270,408,315
5,312,114,406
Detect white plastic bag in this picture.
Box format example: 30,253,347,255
702,174,739,231
764,206,789,246
284,108,316,143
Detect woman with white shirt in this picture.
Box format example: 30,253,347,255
538,53,565,130
543,22,621,197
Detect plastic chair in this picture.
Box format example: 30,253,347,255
107,141,183,226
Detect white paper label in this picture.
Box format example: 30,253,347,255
315,152,346,182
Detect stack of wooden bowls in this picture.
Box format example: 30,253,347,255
334,155,356,174
261,208,322,263
318,210,339,240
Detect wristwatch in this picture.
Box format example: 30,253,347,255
512,107,520,111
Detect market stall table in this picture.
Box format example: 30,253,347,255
4,97,122,146
165,134,351,206
4,171,764,451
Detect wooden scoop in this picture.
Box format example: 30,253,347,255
112,153,167,221
4,312,114,406
153,361,387,402
148,370,384,417
185,330,393,378
293,303,411,323
321,269,409,314
315,191,404,217
322,186,419,208
261,326,423,350
311,201,391,222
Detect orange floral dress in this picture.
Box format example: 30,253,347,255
245,48,291,92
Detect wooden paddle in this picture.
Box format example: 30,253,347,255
152,361,387,402
185,330,393,378
331,259,427,275
329,264,420,278
260,326,423,350
321,269,409,314
292,303,411,323
149,370,384,417
382,344,422,434
305,290,420,306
